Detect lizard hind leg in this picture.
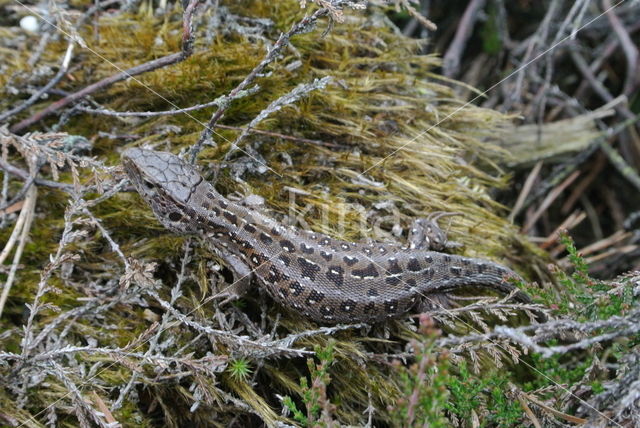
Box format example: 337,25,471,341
408,211,463,251
415,293,456,314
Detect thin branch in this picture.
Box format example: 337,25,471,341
78,103,344,148
214,124,344,149
0,158,72,191
77,86,260,117
223,76,333,160
602,0,639,96
0,44,75,123
0,164,40,213
10,0,201,133
189,7,331,162
442,0,486,78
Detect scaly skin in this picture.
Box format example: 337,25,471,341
122,148,535,323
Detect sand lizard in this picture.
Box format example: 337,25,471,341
122,148,536,323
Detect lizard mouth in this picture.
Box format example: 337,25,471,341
122,158,156,200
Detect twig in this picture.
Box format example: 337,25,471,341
48,360,112,428
75,0,123,29
582,244,637,266
540,210,586,250
442,0,486,78
214,124,344,148
522,113,639,211
189,7,331,162
90,392,118,426
10,0,201,133
573,20,640,101
602,0,639,96
532,0,591,124
570,49,636,120
509,160,543,222
0,164,40,213
82,207,130,269
522,170,580,234
506,0,561,111
599,138,640,193
144,289,314,358
436,307,640,359
223,76,333,160
562,230,633,260
0,43,75,123
113,241,192,410
397,0,436,32
517,391,543,428
0,158,72,191
0,186,37,319
521,392,588,424
18,196,90,360
76,87,259,117
561,153,606,214
0,167,8,225
10,51,187,133
0,186,35,267
78,104,343,148
27,31,52,68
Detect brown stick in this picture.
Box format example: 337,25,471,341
442,0,486,78
10,52,184,133
0,158,72,190
602,0,639,96
522,170,580,234
10,0,201,133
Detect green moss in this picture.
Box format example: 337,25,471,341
227,357,253,382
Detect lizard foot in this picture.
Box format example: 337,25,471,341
408,211,464,251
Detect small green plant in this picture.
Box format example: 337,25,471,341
445,361,484,419
227,357,253,382
555,231,633,320
553,231,594,312
560,231,590,279
282,340,337,427
388,314,450,428
520,231,638,419
481,3,502,55
524,350,594,391
488,384,523,427
446,362,523,427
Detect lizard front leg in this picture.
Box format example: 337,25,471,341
210,249,254,303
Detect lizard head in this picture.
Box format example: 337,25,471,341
122,148,202,204
122,148,205,234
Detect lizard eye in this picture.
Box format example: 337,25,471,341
142,179,154,190
169,212,182,222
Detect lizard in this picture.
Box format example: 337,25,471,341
122,147,540,324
